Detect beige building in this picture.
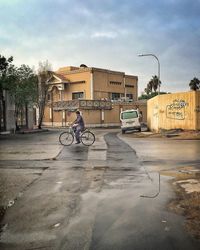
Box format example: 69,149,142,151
43,65,146,127
47,65,138,101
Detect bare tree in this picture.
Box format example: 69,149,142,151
37,60,52,129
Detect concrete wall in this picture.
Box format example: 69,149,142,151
125,75,138,101
147,91,200,131
93,70,138,101
27,108,34,130
64,71,92,100
196,91,200,129
4,91,34,132
93,70,124,99
5,91,15,131
43,101,147,127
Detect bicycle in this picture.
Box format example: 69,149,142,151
59,126,95,146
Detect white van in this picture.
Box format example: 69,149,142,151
120,109,141,134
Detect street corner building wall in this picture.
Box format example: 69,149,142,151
147,91,200,131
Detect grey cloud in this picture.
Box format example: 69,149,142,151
0,0,199,94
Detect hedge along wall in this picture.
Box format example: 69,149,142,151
147,91,200,132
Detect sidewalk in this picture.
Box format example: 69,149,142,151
0,129,108,211
0,129,62,161
0,130,63,213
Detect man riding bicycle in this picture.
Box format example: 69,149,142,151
72,111,85,144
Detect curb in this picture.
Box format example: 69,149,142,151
18,129,49,134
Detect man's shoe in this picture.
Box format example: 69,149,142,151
75,141,80,144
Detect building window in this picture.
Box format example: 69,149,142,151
72,92,84,100
125,84,134,88
110,81,122,85
126,94,133,100
71,81,85,84
111,93,121,100
47,93,51,101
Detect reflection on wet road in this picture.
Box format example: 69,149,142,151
57,144,89,161
55,132,200,250
88,133,200,250
105,132,139,165
123,138,200,163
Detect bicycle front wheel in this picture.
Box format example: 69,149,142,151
81,131,95,146
59,132,74,146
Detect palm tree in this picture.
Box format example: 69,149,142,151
150,75,161,93
147,81,153,94
189,77,200,91
144,87,150,95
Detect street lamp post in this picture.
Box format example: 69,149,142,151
138,54,160,95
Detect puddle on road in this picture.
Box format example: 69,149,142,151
0,222,8,235
91,149,106,151
92,166,110,170
71,166,85,170
0,206,6,220
0,206,7,236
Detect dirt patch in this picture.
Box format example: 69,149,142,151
123,130,200,140
123,131,162,139
162,167,200,239
169,130,200,140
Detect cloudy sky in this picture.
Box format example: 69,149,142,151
0,0,200,94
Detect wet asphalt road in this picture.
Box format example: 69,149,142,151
0,131,200,250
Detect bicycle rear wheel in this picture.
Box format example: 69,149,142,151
81,131,95,146
59,132,74,146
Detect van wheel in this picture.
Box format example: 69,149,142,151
122,130,125,134
138,128,141,132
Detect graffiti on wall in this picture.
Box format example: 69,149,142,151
153,105,159,118
195,105,200,113
166,99,189,120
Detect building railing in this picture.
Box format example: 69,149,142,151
52,99,112,111
51,99,145,111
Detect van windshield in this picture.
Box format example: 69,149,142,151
121,111,138,119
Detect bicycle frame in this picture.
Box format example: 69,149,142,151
68,126,88,136
59,126,95,146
